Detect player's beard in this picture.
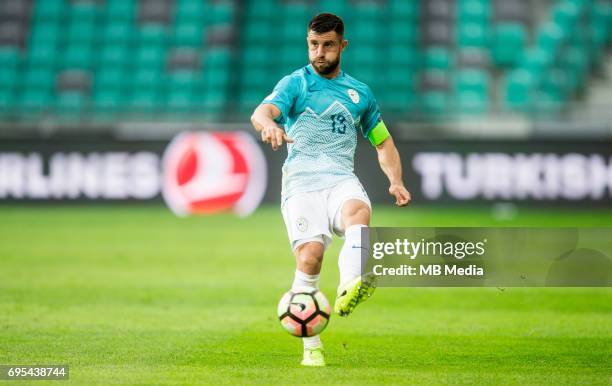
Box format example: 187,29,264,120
311,57,340,76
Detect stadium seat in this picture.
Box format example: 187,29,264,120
106,0,135,20
424,48,453,70
56,92,86,115
96,68,127,91
458,22,489,48
388,21,418,44
62,44,94,69
492,22,526,66
459,0,490,23
389,0,418,19
503,69,535,112
421,91,449,118
33,0,63,20
1,0,611,122
20,89,52,112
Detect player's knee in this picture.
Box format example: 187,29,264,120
295,241,324,270
342,202,371,227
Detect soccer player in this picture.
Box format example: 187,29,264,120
250,13,411,366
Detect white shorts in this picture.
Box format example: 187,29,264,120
281,177,371,251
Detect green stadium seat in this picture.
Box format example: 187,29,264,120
175,0,206,22
57,92,86,115
99,44,129,68
239,89,266,111
66,21,96,44
29,22,59,45
0,66,17,89
168,71,198,92
69,3,98,22
536,22,565,55
455,69,490,94
387,68,414,91
492,23,526,66
424,48,453,70
105,0,135,20
28,44,56,68
206,46,230,66
23,68,55,89
94,89,123,112
33,0,63,20
459,0,490,23
561,47,588,84
458,22,488,48
133,69,163,91
384,90,417,112
520,47,554,79
421,91,449,118
282,20,308,42
280,46,305,68
210,2,234,25
0,49,19,68
138,24,168,46
174,22,204,46
62,44,94,69
103,22,134,44
202,88,228,109
541,68,570,101
0,90,15,112
503,70,535,112
96,68,126,91
389,0,418,19
129,90,162,112
552,1,581,30
243,46,267,65
533,91,564,115
134,46,166,69
455,90,489,114
388,21,417,44
241,67,271,90
388,46,418,67
351,46,378,66
243,21,271,42
20,90,52,112
248,0,277,19
167,90,194,113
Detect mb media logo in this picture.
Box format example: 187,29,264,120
162,132,267,217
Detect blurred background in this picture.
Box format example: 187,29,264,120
0,0,611,206
1,2,611,383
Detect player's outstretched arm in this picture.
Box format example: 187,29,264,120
375,136,412,206
250,104,294,151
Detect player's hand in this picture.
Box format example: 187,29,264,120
261,125,294,151
389,184,411,206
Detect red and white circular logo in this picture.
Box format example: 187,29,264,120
162,131,267,217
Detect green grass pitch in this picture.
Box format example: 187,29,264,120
1,204,611,385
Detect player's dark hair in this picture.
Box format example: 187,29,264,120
308,13,344,38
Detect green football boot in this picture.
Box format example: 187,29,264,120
334,272,377,317
301,347,325,367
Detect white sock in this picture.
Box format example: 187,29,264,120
338,224,367,286
291,270,323,350
303,335,322,350
291,269,320,290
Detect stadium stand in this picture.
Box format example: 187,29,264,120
0,0,610,123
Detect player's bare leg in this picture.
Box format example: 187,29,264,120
293,241,326,366
334,199,377,316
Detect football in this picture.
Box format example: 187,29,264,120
277,286,331,337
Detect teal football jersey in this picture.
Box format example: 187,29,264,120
261,64,382,202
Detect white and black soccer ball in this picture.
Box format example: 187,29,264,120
277,286,331,337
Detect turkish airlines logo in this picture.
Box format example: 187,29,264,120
162,132,267,216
